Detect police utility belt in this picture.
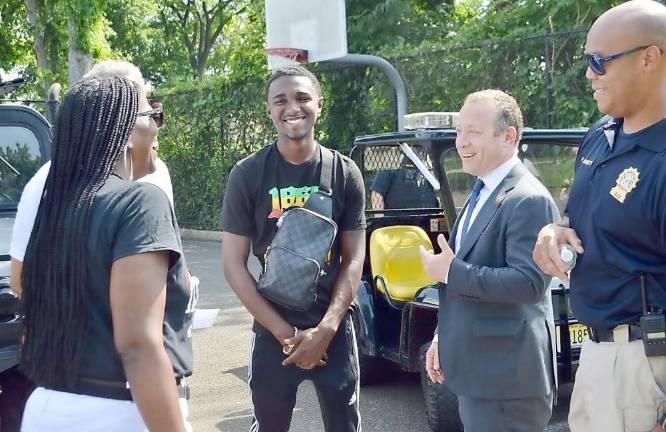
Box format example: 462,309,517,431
587,275,666,357
257,145,338,311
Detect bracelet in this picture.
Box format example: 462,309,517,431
282,326,299,356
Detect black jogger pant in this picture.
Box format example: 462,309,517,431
248,315,361,432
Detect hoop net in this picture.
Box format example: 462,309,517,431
265,48,309,69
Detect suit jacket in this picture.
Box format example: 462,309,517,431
437,162,559,400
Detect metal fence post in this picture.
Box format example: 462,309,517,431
544,34,553,129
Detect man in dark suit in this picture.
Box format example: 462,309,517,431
420,89,559,431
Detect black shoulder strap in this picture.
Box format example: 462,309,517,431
319,146,334,195
301,146,334,219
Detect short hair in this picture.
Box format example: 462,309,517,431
85,60,146,93
265,65,322,98
464,89,524,142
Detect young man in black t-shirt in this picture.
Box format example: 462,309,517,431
220,65,366,431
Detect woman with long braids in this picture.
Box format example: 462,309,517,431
19,77,191,431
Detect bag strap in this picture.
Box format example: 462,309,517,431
303,146,334,220
319,146,334,195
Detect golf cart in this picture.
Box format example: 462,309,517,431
349,113,588,432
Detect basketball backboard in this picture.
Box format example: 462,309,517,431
265,0,347,68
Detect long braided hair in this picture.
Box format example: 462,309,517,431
21,77,139,386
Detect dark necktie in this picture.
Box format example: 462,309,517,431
460,178,485,246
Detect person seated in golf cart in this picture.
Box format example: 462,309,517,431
370,148,439,211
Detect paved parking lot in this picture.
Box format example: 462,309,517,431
184,238,571,431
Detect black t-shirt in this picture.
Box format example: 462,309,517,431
371,167,439,209
220,143,366,327
73,175,193,386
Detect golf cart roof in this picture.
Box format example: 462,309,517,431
354,128,587,146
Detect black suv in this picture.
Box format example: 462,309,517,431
0,79,52,429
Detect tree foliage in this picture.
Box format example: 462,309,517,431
0,0,33,73
159,0,250,79
3,0,627,228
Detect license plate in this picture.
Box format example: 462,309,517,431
555,323,589,352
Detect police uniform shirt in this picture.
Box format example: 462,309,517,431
371,167,439,209
566,118,666,330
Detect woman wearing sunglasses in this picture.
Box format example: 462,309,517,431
16,76,191,432
10,61,175,276
7,61,186,431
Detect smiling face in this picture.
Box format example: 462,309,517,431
455,98,517,177
127,92,159,174
584,1,666,120
585,28,646,119
267,75,323,147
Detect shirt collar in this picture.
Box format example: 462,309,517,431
480,155,520,193
602,118,666,152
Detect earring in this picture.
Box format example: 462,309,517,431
128,146,134,181
123,146,134,181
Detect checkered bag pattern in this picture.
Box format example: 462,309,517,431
257,206,338,310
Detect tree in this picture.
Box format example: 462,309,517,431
0,0,33,74
20,0,114,91
22,0,67,93
159,0,249,79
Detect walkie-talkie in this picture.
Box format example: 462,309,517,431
639,275,666,357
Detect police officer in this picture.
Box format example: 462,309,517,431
533,1,666,431
370,148,439,211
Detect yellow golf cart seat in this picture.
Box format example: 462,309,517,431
369,225,436,303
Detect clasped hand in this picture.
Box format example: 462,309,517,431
282,326,334,370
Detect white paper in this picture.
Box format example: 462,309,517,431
192,308,219,330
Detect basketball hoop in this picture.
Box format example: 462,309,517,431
265,48,309,69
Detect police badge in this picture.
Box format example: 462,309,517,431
610,167,640,203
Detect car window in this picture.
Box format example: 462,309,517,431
441,140,578,215
0,126,42,209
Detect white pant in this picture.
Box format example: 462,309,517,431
21,387,192,432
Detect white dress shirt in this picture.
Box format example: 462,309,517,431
454,155,520,253
433,156,520,344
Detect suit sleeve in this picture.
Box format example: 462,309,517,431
446,194,560,304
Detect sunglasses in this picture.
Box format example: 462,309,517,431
137,98,164,128
585,45,664,76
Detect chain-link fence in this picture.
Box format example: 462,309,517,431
157,29,598,229
351,143,442,216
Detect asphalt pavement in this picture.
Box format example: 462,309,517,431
183,238,571,432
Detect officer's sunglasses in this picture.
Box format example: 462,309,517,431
137,98,164,128
585,45,663,76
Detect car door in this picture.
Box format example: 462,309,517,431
0,104,52,276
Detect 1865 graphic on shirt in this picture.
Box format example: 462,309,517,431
268,185,319,218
